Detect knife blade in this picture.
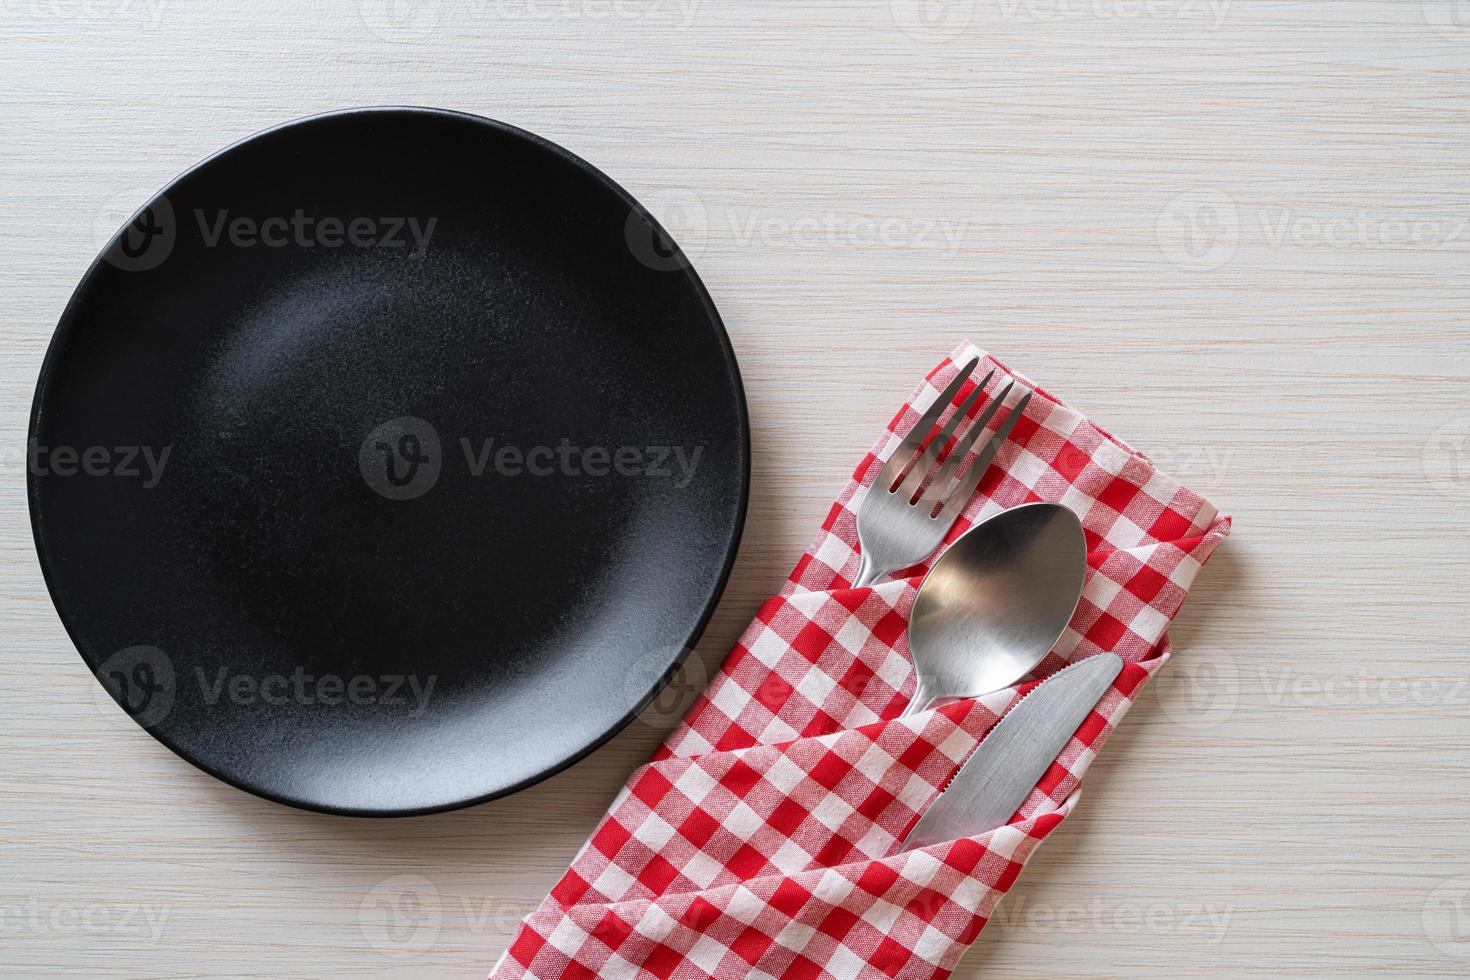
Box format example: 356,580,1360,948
900,653,1123,851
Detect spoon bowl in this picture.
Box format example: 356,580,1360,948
903,502,1087,715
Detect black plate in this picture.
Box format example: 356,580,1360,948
28,108,748,816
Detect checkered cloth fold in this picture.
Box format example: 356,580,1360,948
490,343,1231,979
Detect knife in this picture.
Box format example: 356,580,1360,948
900,653,1123,851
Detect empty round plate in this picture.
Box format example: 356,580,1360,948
28,107,748,815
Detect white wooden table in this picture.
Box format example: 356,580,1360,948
4,2,1469,976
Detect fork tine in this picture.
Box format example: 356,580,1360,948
895,369,994,500
875,357,979,489
915,357,980,433
920,380,1014,504
929,390,1033,526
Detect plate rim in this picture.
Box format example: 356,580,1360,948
27,105,751,817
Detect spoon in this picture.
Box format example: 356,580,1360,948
901,502,1087,716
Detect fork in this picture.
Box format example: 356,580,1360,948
851,357,1033,588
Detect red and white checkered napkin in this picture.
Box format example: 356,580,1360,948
491,343,1231,979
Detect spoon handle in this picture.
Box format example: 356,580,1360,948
899,677,937,717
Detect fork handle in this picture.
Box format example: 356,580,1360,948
852,552,880,589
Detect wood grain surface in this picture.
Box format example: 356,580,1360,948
3,2,1469,976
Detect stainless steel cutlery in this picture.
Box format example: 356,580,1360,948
853,357,1033,588
900,503,1086,716
853,362,1109,862
899,653,1122,851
